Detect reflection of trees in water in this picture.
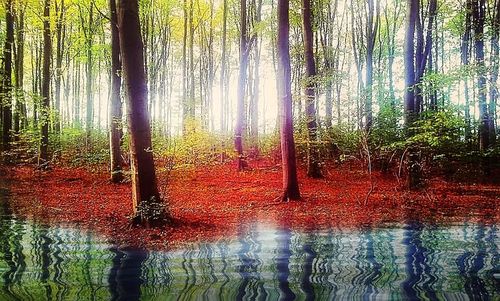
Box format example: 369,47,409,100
456,225,492,299
108,247,148,301
236,224,267,300
299,232,316,301
0,202,498,301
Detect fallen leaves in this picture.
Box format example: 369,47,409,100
1,159,498,251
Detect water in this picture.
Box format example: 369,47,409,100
0,189,498,300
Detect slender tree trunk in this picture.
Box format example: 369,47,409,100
188,0,195,118
117,0,168,226
473,0,490,151
39,0,51,165
302,0,322,178
415,0,437,113
404,0,422,190
109,0,123,183
220,0,227,133
208,0,215,132
235,0,249,170
2,0,14,152
182,0,188,131
14,3,26,137
364,0,379,130
54,0,65,133
489,0,500,145
85,5,94,145
404,0,418,128
249,0,262,151
278,0,300,201
462,0,472,144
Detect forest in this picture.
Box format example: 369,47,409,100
0,0,498,299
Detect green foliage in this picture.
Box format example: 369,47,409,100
57,128,110,166
153,119,233,168
258,131,281,157
325,123,362,156
370,104,404,151
408,107,466,154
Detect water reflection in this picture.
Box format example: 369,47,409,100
0,193,498,300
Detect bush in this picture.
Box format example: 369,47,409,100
154,119,234,169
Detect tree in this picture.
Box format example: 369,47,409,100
117,0,168,225
404,0,421,190
2,0,14,152
365,0,380,130
39,0,51,165
219,0,228,133
473,0,490,151
302,0,322,178
235,0,250,171
54,0,66,133
488,0,499,145
277,0,300,201
109,0,123,183
78,2,95,145
13,0,26,136
404,0,418,128
461,0,473,143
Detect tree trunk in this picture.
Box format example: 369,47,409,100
365,0,379,130
278,0,300,201
473,0,490,151
188,0,195,118
117,0,168,226
235,0,249,171
220,0,227,133
182,0,188,131
85,5,94,146
2,0,14,152
404,0,422,190
489,0,500,145
302,0,322,178
109,0,123,183
13,2,26,137
404,0,418,128
54,0,65,133
462,0,472,144
39,0,51,165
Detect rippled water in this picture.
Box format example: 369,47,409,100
0,188,498,300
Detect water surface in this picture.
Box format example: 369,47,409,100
0,187,498,300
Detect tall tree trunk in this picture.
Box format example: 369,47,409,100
415,0,437,113
182,0,188,131
220,0,227,132
117,0,168,226
489,0,500,145
404,0,422,190
235,0,249,170
249,0,262,151
109,0,123,183
365,0,379,130
302,0,322,178
13,2,26,137
2,0,14,152
473,0,490,151
404,0,418,128
54,0,65,133
85,5,94,146
208,0,215,132
188,0,195,118
462,0,472,144
278,0,300,201
39,0,51,165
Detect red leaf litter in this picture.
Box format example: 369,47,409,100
2,159,499,250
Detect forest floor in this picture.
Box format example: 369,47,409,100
1,158,499,250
